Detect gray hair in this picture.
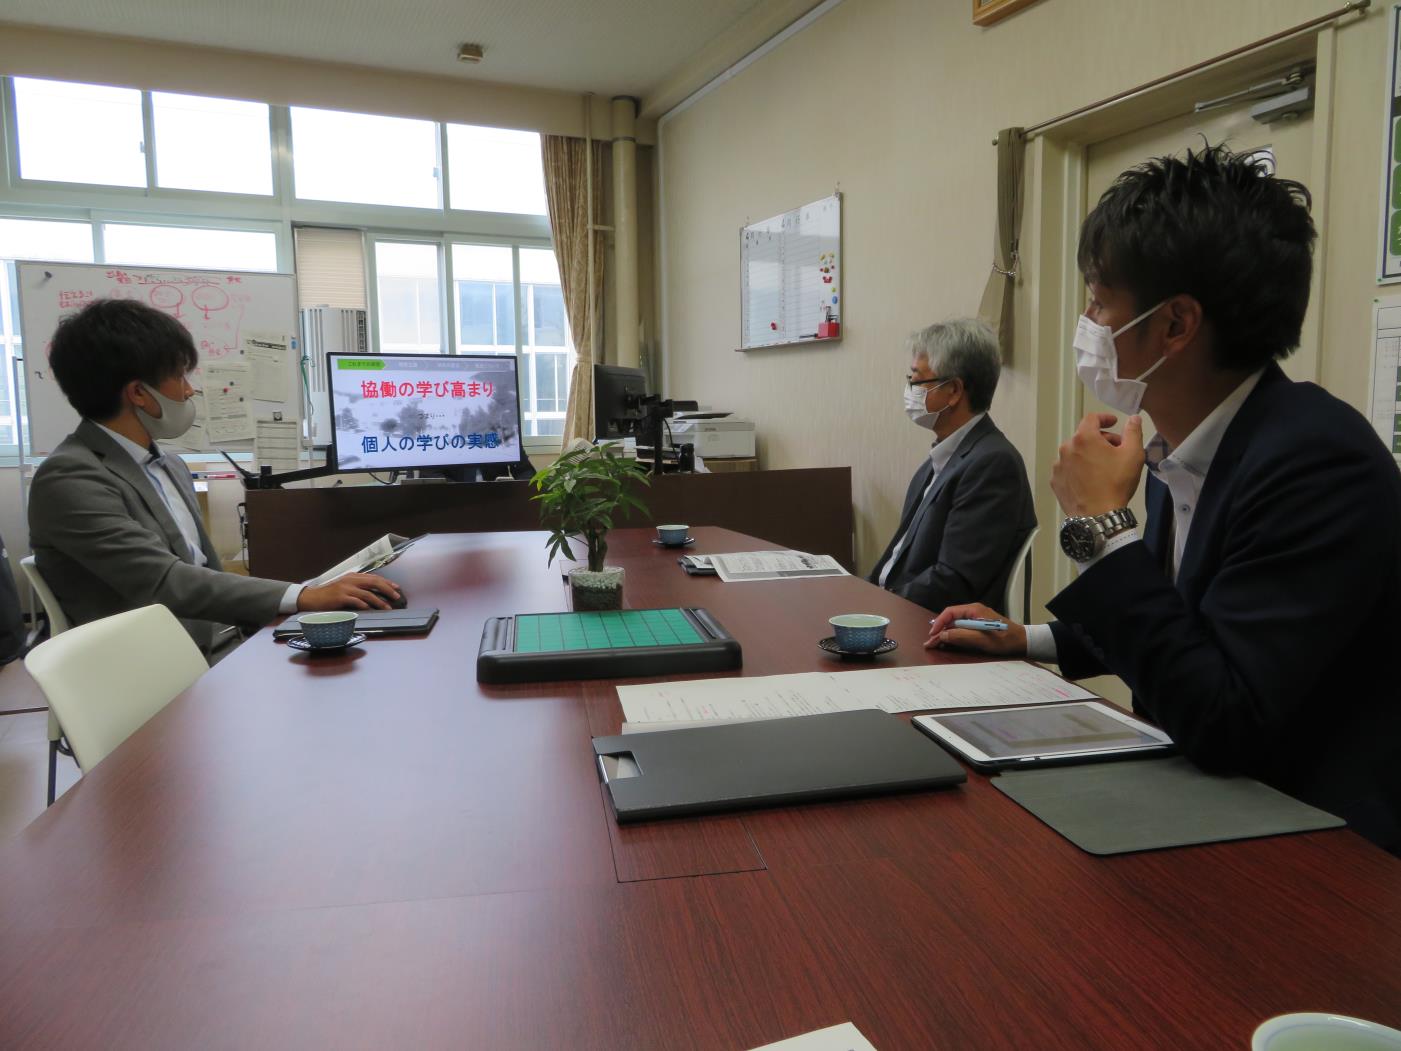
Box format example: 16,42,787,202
906,318,1001,413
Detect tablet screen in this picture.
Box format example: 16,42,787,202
927,702,1168,761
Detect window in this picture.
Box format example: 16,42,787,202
521,248,573,436
0,76,572,453
292,107,440,208
375,241,441,352
446,124,548,215
0,218,95,449
452,244,514,351
102,224,278,272
14,78,146,187
153,92,273,195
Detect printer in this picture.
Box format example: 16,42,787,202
666,413,756,459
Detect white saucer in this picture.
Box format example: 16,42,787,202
1254,1014,1401,1051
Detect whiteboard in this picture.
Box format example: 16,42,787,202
740,193,841,349
17,261,301,455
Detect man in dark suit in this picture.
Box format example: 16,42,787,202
28,299,400,659
928,145,1401,852
870,318,1035,613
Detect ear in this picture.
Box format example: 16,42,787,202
1160,294,1203,359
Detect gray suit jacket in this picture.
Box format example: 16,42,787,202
28,419,290,655
869,415,1036,614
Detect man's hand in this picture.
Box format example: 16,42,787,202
298,573,401,612
1050,412,1145,517
925,603,1027,656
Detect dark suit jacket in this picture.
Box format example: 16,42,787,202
29,419,290,656
869,415,1036,614
1047,363,1401,851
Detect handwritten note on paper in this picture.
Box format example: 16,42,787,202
202,362,255,444
617,662,1095,727
747,1022,879,1051
242,331,290,402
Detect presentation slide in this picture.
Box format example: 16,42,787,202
328,353,522,472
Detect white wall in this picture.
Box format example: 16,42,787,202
658,0,1387,576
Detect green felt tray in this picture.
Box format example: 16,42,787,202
513,609,704,652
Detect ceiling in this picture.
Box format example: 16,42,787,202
0,0,779,98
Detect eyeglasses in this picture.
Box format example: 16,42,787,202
906,375,952,391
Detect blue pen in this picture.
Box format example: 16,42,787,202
949,618,1008,632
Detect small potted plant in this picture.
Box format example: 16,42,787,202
530,438,651,610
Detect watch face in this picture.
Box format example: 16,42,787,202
1059,518,1098,562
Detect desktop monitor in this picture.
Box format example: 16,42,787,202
327,352,524,473
593,364,647,440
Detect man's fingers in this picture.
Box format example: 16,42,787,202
937,629,996,652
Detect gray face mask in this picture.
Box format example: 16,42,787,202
135,383,197,440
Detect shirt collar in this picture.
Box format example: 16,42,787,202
1148,370,1265,478
928,413,985,473
97,423,162,468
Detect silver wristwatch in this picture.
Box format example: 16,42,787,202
1059,507,1137,563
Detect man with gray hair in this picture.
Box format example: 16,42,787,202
869,318,1036,613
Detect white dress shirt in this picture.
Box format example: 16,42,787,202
878,413,985,589
100,425,302,614
1024,370,1264,662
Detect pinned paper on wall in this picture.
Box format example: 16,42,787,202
1368,294,1401,467
202,361,256,444
255,417,301,472
242,331,291,402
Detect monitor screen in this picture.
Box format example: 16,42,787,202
327,352,523,473
593,364,647,440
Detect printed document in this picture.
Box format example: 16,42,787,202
305,533,419,587
202,362,256,443
254,418,301,472
711,550,849,582
617,661,1096,726
746,1022,879,1051
242,331,291,402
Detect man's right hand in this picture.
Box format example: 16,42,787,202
925,603,1027,656
297,573,401,612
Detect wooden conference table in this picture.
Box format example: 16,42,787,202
2,529,1399,1050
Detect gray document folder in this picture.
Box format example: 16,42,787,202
993,756,1345,855
593,709,966,823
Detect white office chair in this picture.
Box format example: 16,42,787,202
1002,527,1038,626
20,555,76,806
23,604,207,779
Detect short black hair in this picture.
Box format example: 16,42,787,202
1077,143,1316,372
48,299,199,420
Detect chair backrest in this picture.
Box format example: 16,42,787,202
23,604,207,772
20,555,71,635
1003,527,1038,625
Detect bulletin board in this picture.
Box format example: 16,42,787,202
17,260,301,455
740,193,842,350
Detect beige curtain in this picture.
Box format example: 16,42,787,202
977,127,1027,360
542,135,608,443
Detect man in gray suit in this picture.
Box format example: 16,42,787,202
28,299,400,659
869,318,1036,613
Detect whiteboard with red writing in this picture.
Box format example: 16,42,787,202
17,260,300,455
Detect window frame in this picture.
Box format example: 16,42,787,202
0,75,566,462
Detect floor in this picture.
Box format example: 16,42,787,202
0,660,80,838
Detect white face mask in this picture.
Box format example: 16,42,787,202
903,379,951,431
1073,301,1167,415
134,383,197,440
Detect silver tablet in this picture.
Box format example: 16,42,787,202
912,701,1174,770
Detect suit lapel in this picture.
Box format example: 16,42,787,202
897,416,997,561
76,420,192,562
1173,363,1286,594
